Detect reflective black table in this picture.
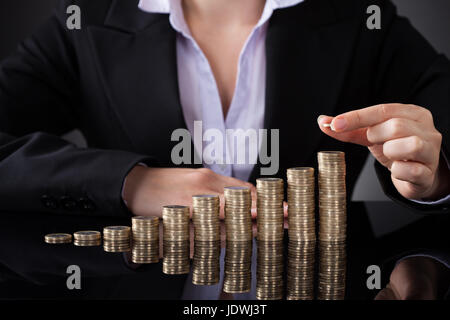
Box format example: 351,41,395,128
0,201,448,300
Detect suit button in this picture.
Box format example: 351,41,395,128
41,195,58,209
78,197,96,211
60,196,77,211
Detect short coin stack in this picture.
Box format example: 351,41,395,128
44,233,72,244
223,186,253,293
286,167,316,300
192,195,221,285
73,231,101,246
132,216,160,264
162,205,190,275
317,151,347,300
103,226,131,252
256,178,284,300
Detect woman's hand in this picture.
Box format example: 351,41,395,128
318,104,449,201
122,167,256,218
375,256,450,300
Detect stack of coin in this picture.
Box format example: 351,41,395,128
256,178,284,300
223,186,253,293
256,178,284,241
73,231,101,246
286,241,315,300
131,216,160,264
224,187,253,242
162,205,190,275
286,167,316,299
287,167,315,241
44,233,72,244
192,195,221,285
317,151,347,300
103,226,131,252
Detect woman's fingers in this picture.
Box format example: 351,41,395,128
383,136,435,166
366,118,422,145
390,160,433,185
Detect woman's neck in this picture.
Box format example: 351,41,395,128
182,0,266,27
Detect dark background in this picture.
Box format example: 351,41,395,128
0,0,449,207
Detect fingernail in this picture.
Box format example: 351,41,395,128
331,118,347,131
317,115,325,124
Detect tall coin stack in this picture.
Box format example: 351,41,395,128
223,186,253,293
74,231,101,246
191,195,221,285
317,151,347,300
256,178,284,300
131,216,160,264
162,205,191,275
286,167,316,300
103,226,131,252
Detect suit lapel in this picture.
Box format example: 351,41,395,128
87,0,186,164
249,0,359,182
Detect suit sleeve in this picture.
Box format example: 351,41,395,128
0,5,154,217
370,0,450,214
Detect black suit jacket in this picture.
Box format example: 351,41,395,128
0,0,448,217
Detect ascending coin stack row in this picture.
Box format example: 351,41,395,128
223,186,253,293
192,195,221,285
287,167,316,300
103,226,131,252
162,205,190,275
318,151,347,300
256,178,284,300
132,216,160,264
